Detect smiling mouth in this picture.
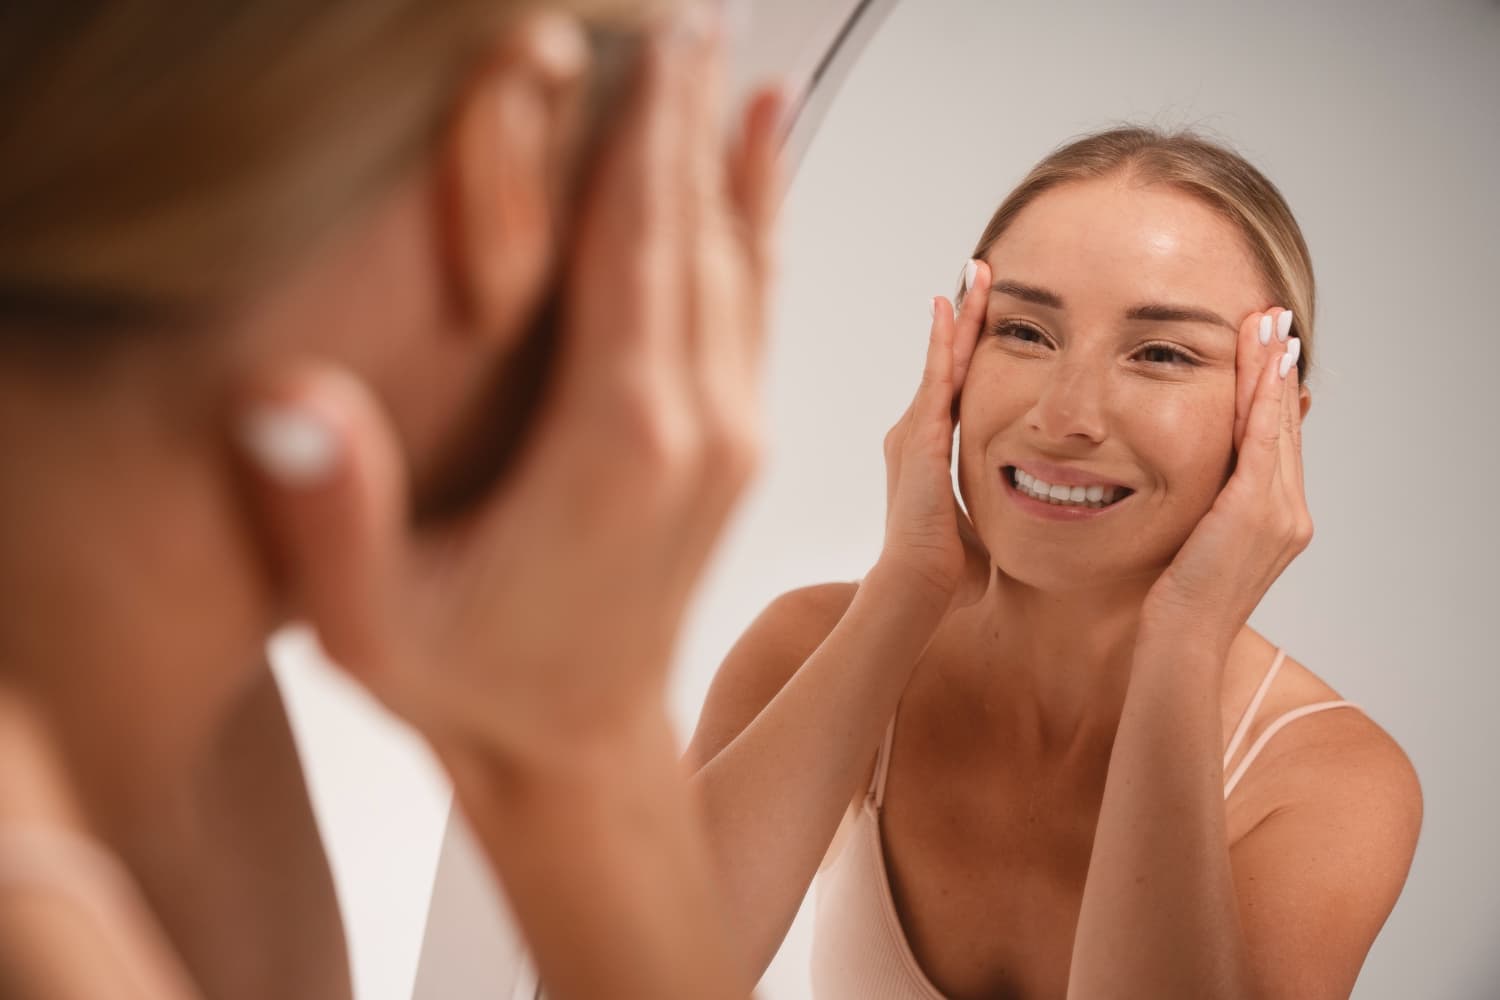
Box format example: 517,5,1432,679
1004,466,1135,510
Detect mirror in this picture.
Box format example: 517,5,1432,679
269,2,1498,997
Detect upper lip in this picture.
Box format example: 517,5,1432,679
1005,458,1133,491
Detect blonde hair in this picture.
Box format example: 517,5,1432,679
0,0,672,340
964,126,1315,383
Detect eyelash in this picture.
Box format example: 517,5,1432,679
988,320,1200,367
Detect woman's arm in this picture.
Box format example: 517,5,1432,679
438,708,738,1000
1068,639,1420,1000
685,569,946,986
686,266,996,990
236,15,787,999
1069,314,1421,999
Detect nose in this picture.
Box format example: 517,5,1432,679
1024,355,1110,445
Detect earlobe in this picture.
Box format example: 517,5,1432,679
440,13,589,349
1299,386,1312,420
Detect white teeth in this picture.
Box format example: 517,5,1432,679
1010,467,1126,508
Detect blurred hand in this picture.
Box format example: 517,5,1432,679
237,19,786,770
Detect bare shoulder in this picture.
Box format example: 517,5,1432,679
682,581,860,771
0,693,83,828
1229,646,1422,859
1225,649,1423,995
0,891,177,1000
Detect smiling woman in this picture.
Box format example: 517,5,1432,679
683,125,1421,1000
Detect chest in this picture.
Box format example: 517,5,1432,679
876,752,1103,1000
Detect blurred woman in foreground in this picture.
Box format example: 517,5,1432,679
0,2,782,998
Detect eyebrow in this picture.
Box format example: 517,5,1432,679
989,279,1235,331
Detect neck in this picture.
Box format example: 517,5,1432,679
931,565,1161,759
0,363,351,1000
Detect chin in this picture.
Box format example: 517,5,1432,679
981,521,1179,596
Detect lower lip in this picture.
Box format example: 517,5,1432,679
1001,467,1133,521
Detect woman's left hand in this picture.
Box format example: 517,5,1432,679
1140,307,1309,660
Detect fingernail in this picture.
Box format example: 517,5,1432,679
963,259,979,294
929,297,937,320
1257,314,1272,345
1277,310,1294,342
1278,337,1302,379
239,404,338,487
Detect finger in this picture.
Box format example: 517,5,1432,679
1232,339,1290,491
235,366,408,693
917,296,958,429
684,5,729,366
1233,307,1278,450
563,23,686,392
1278,336,1307,499
952,258,989,391
727,84,788,331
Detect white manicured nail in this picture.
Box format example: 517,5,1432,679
1278,337,1301,379
963,259,979,294
929,297,937,320
1258,315,1272,345
239,404,338,487
1277,310,1294,341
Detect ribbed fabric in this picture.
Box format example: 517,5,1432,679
810,647,1361,999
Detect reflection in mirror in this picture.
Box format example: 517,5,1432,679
412,1,1499,998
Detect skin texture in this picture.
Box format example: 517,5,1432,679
686,175,1421,999
0,8,783,1000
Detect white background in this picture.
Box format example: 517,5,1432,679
276,2,1500,998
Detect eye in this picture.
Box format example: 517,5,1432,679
1133,341,1199,366
989,319,1051,346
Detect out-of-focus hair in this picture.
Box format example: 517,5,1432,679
0,0,671,341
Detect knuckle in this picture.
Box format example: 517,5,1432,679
1295,515,1315,547
618,388,692,476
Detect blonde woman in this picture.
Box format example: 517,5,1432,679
0,2,782,999
688,128,1421,999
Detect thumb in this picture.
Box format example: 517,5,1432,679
235,365,409,693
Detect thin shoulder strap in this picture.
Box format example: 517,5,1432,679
1223,647,1287,771
0,825,202,999
1221,700,1361,800
869,712,899,809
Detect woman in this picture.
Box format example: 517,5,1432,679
688,128,1422,999
0,2,782,999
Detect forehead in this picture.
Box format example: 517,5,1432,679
984,177,1269,317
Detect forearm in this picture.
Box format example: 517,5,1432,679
690,566,944,984
438,709,739,1000
1068,638,1256,1000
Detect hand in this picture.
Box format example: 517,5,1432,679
877,260,993,618
1141,306,1309,658
237,24,786,770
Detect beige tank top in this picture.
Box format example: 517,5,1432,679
809,647,1360,999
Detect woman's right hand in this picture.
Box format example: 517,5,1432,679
877,260,993,618
236,16,786,773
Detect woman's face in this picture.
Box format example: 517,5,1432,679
957,175,1273,592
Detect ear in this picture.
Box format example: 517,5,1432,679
439,12,590,349
1299,385,1312,421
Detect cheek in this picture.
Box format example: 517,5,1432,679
1127,381,1235,501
